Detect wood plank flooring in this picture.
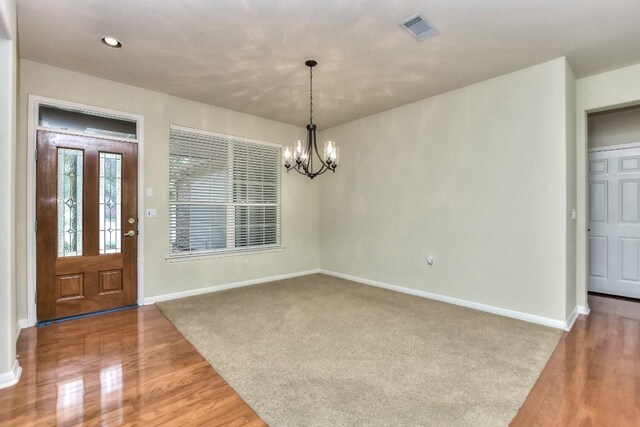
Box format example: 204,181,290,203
512,294,640,426
0,293,638,426
0,306,265,426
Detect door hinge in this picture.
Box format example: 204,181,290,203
34,220,37,233
34,292,37,304
34,149,38,161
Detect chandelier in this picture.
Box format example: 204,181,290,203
283,60,339,179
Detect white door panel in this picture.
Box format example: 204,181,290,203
620,156,640,172
588,236,607,278
589,159,607,174
589,182,607,222
589,147,640,298
620,238,640,282
620,180,640,223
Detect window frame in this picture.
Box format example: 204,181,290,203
167,124,282,261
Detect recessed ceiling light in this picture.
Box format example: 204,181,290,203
101,37,122,48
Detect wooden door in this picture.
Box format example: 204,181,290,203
588,147,640,299
36,130,138,321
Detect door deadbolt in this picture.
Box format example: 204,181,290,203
128,217,135,224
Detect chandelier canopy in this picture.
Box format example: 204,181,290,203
283,60,339,179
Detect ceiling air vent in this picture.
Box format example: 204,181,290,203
400,13,439,41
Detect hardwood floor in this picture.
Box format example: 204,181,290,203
512,293,640,426
1,293,638,426
0,306,265,426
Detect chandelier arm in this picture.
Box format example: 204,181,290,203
292,160,328,179
313,164,330,177
299,157,311,176
291,165,315,177
308,124,314,174
299,124,318,176
291,167,306,176
312,134,331,169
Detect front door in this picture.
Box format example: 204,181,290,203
36,130,138,321
588,147,640,299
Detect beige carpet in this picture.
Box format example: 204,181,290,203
157,274,561,426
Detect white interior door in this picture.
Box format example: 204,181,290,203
588,147,640,298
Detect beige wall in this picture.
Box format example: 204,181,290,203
319,58,575,322
20,55,625,325
16,60,320,321
588,106,640,149
576,62,640,308
0,0,17,378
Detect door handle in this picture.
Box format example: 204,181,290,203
124,230,136,237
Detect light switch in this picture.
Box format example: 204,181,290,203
146,209,157,219
145,187,154,198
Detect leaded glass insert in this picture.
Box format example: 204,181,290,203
57,148,84,257
99,153,122,254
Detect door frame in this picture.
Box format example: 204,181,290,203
26,95,145,325
587,141,640,299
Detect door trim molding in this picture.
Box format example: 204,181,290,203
577,305,591,315
26,95,145,326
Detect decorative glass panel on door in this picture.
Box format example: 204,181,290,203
57,148,84,257
99,152,122,254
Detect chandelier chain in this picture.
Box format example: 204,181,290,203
309,65,313,124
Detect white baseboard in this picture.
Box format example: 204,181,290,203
0,359,22,389
144,268,573,330
578,305,590,315
565,306,579,331
144,269,321,304
319,269,569,330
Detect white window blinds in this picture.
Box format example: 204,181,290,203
169,125,281,258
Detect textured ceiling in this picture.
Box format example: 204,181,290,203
16,0,640,128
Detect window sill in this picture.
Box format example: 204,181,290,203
165,246,285,263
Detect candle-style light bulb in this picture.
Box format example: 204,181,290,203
324,140,336,164
294,140,304,164
283,146,292,168
332,147,340,169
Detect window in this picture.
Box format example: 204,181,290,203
57,148,84,257
99,152,122,254
169,125,281,258
39,105,137,140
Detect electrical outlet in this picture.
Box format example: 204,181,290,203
242,259,249,268
145,209,157,218
427,255,435,266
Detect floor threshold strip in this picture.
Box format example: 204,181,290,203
38,304,138,327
